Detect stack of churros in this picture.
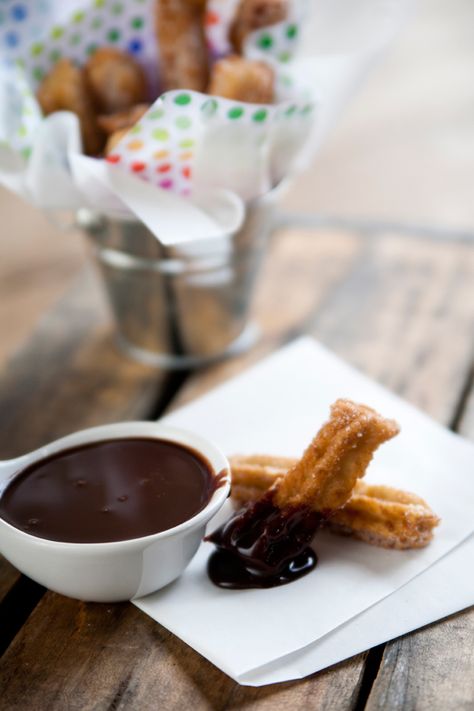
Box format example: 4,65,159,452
229,401,440,550
36,49,149,157
36,0,287,156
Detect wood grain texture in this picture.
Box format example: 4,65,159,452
0,564,18,604
0,596,366,711
0,187,85,363
0,267,167,459
364,377,474,711
0,227,472,710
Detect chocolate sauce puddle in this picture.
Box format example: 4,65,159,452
206,493,322,589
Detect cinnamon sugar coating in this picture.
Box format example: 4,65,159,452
230,440,440,550
208,56,274,104
155,0,209,92
272,399,399,513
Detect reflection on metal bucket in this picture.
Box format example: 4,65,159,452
77,189,279,369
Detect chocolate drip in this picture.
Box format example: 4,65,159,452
206,493,322,589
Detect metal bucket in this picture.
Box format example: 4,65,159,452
77,189,279,369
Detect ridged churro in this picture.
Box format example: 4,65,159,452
273,400,400,513
208,55,274,104
207,400,402,588
230,0,289,53
97,104,150,136
155,0,209,92
37,58,104,156
230,455,440,549
84,48,148,114
327,482,440,549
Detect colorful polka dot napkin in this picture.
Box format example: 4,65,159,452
0,0,314,204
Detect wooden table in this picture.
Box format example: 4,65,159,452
0,221,473,710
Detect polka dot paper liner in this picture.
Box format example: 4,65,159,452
0,0,312,192
0,1,54,58
17,0,158,90
106,89,316,196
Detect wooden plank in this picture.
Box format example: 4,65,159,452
0,228,472,710
364,377,474,711
0,598,367,711
176,232,474,424
0,187,85,363
0,565,18,604
0,267,168,458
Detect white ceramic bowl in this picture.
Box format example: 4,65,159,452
0,422,230,602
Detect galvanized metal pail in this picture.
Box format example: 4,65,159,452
77,188,279,369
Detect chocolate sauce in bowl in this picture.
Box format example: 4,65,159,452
206,493,322,589
0,438,225,543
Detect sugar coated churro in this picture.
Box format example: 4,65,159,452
36,58,104,156
230,455,440,549
207,55,274,104
230,0,289,53
97,104,150,136
272,400,400,514
84,48,148,114
155,0,209,92
326,482,440,549
207,400,402,588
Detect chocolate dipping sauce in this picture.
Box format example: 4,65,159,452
0,438,224,543
206,493,322,589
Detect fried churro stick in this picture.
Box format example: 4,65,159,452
36,58,104,156
155,0,209,92
207,55,274,103
230,0,289,53
327,482,440,549
207,401,402,588
85,48,148,114
273,399,400,514
230,453,295,502
229,455,440,549
98,103,150,135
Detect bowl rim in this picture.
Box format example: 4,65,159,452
0,421,230,552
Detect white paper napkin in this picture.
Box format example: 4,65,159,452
134,337,474,684
70,154,245,245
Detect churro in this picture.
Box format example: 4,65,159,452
230,455,440,549
327,482,440,549
97,104,150,135
230,0,289,53
273,400,400,513
207,400,400,588
155,0,209,92
208,55,274,104
84,48,148,114
36,58,104,156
